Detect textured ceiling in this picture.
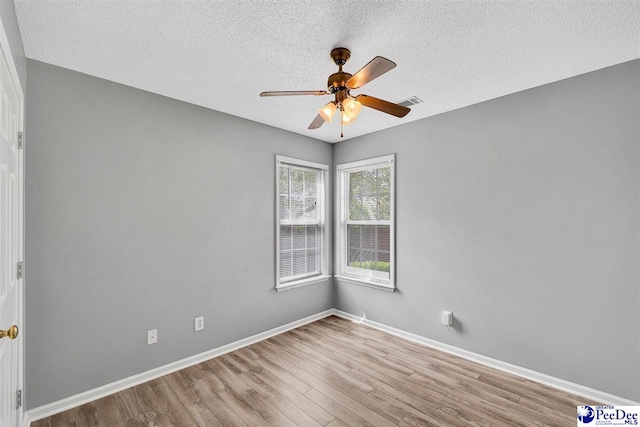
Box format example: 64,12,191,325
15,1,640,143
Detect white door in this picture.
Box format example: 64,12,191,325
0,19,23,427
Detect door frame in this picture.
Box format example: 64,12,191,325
0,13,25,427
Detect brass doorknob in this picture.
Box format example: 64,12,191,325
0,325,18,340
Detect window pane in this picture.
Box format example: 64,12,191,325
306,249,318,272
304,196,317,219
349,172,363,220
279,167,290,220
377,167,391,221
279,195,289,220
305,170,317,196
280,225,291,251
377,251,390,264
377,225,390,251
307,225,317,248
279,167,289,193
291,196,304,220
361,225,376,249
292,251,306,276
349,194,363,220
292,226,306,250
278,158,326,285
280,252,292,278
348,166,391,221
349,249,361,267
280,224,320,282
348,225,361,248
291,168,304,196
341,157,393,283
360,250,376,271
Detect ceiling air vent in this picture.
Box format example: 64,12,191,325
397,96,423,107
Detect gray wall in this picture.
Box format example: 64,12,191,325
334,60,640,401
0,0,25,92
25,59,333,409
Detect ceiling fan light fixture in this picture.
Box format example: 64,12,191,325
342,97,362,119
318,101,337,123
341,109,357,126
260,48,410,135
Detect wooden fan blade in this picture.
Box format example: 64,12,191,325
308,114,325,129
260,91,329,97
346,56,396,89
356,94,410,118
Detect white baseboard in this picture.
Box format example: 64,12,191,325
26,307,638,425
25,309,334,424
330,309,640,406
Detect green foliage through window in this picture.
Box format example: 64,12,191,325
348,261,390,273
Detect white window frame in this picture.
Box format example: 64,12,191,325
336,154,395,291
275,155,330,291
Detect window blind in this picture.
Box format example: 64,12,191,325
279,164,321,282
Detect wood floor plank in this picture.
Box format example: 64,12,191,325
218,353,248,375
190,407,225,427
93,394,124,427
217,385,271,426
366,388,468,427
149,377,200,426
240,371,323,427
186,361,226,392
345,353,448,402
410,370,522,405
325,419,351,427
271,333,352,373
244,361,336,425
289,365,399,427
122,414,148,427
30,418,52,427
49,407,76,427
253,339,301,369
114,387,144,421
238,345,261,360
252,398,299,427
73,402,100,427
205,358,265,405
252,352,313,394
272,339,374,395
190,378,249,427
304,388,374,427
348,366,447,411
163,371,208,416
34,316,600,427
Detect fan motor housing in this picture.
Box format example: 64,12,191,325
327,71,352,93
330,47,351,66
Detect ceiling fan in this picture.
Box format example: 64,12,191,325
260,47,410,137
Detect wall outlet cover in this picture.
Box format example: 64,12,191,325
195,316,204,332
147,329,158,345
441,311,453,326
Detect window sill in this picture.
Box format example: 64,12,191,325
334,275,396,292
276,275,331,292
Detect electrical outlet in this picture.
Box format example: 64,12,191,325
147,329,158,345
195,316,204,332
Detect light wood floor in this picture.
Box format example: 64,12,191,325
31,316,597,426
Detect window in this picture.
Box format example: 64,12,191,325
337,155,395,290
276,156,329,290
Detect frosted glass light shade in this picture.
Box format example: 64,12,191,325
341,110,357,126
342,98,362,119
318,102,337,123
